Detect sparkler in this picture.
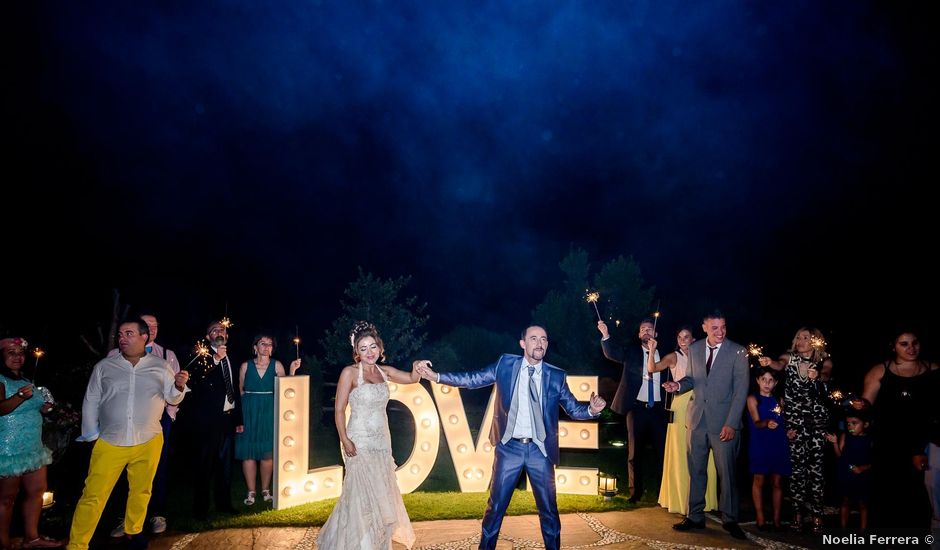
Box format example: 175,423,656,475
771,404,782,417
747,343,763,357
651,300,662,334
830,389,858,407
183,341,211,370
220,317,234,330
32,347,45,382
810,335,826,350
293,325,301,361
584,291,601,321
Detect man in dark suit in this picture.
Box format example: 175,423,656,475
597,318,667,502
664,310,749,540
418,325,605,550
176,320,243,520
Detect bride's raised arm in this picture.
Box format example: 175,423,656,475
383,359,431,384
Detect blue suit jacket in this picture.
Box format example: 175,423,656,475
438,354,595,465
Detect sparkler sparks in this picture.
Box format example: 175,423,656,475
293,328,301,361
183,341,211,369
32,347,45,383
584,291,601,321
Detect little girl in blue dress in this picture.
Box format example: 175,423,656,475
747,367,792,530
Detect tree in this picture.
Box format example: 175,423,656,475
593,255,657,348
320,268,429,373
430,325,516,374
79,288,127,357
532,249,655,373
532,249,596,372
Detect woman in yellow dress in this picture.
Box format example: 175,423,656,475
648,328,718,515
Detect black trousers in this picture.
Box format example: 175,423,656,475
190,424,235,518
625,402,668,499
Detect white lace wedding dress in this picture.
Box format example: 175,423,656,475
317,365,415,549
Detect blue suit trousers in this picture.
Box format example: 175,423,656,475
481,439,560,550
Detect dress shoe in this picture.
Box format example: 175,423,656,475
723,522,747,540
673,518,706,531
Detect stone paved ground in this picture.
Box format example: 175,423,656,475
124,506,824,550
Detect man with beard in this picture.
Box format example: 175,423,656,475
597,318,667,503
417,325,605,550
176,320,242,520
68,318,189,549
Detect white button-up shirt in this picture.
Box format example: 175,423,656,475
77,353,187,446
211,348,236,412
107,341,182,419
635,347,661,402
510,361,543,439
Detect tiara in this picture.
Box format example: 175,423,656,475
349,321,376,348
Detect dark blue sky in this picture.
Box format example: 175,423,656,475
4,1,936,373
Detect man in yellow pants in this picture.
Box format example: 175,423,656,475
67,318,189,550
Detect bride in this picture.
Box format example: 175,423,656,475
317,322,425,549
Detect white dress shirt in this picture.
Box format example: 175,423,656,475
211,347,236,412
108,341,182,419
635,347,661,402
77,353,187,446
706,341,723,366
510,361,543,439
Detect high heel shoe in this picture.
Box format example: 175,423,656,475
262,489,273,503
244,491,256,506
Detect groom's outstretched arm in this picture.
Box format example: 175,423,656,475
437,361,499,390
419,355,510,389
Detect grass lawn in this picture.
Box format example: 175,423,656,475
184,491,638,531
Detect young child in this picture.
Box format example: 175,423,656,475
827,410,872,529
747,367,792,530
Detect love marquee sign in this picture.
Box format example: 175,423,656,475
272,375,600,509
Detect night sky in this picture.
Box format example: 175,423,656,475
4,1,936,382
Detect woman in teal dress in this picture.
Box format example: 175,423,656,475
0,337,59,549
235,334,301,506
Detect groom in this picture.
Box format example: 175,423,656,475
419,325,605,550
